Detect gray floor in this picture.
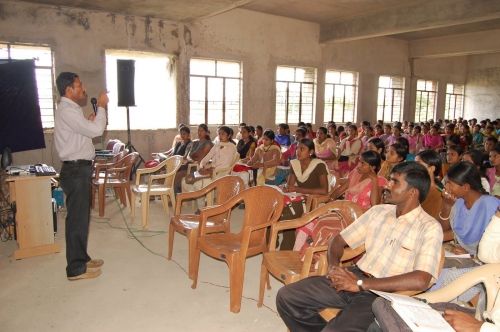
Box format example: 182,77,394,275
0,196,285,332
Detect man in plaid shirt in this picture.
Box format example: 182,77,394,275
277,161,443,332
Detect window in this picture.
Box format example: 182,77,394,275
105,50,176,130
445,83,464,120
377,75,405,123
415,79,438,122
324,70,357,123
189,58,242,125
0,43,55,128
276,66,316,124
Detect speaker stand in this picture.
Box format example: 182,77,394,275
124,106,145,172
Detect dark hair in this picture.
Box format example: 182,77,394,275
56,72,79,97
391,161,430,203
367,137,386,160
396,137,409,155
317,126,327,135
263,129,275,140
278,123,288,130
337,126,345,133
360,150,382,173
463,149,488,178
295,127,307,138
486,136,498,144
299,138,316,158
416,149,442,178
447,134,461,146
179,126,190,134
495,142,500,154
447,144,464,156
239,122,247,127
414,125,421,133
248,125,255,134
218,126,232,138
447,161,486,193
390,142,408,161
297,121,306,127
256,125,263,131
362,120,370,127
348,124,358,131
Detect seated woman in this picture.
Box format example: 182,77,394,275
281,138,330,250
275,123,292,147
281,127,307,166
415,149,444,220
432,162,499,302
293,150,386,252
378,142,407,180
337,124,362,177
405,125,423,160
462,149,491,194
441,144,464,184
423,124,444,151
246,129,281,185
366,137,386,161
182,126,237,208
232,125,256,186
156,126,191,160
173,124,212,193
314,126,338,172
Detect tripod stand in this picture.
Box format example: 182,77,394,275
124,106,145,171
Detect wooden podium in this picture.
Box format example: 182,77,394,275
6,175,61,259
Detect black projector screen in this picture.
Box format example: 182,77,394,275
0,59,46,153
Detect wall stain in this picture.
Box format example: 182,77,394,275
171,28,178,38
144,16,152,47
184,26,192,46
107,13,116,24
125,16,136,37
57,9,91,30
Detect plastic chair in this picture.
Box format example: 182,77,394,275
417,263,500,312
91,152,139,217
168,175,245,281
131,155,182,229
191,186,284,313
258,200,364,307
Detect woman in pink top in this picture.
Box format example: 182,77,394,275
423,124,444,151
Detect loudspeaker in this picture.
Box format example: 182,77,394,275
117,59,136,107
1,147,12,169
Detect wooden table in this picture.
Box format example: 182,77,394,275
6,174,60,259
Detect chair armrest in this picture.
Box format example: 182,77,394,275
300,245,329,278
416,263,500,309
340,245,365,262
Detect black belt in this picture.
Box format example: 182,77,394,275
63,159,93,166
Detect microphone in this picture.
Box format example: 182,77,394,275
91,97,98,114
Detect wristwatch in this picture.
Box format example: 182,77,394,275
356,279,364,291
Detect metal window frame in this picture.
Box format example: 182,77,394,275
189,59,242,125
445,88,465,120
378,86,404,123
325,80,357,123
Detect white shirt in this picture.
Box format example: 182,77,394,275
54,97,106,161
478,212,500,263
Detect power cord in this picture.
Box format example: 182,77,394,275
98,198,278,314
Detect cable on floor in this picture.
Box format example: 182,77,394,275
99,198,278,314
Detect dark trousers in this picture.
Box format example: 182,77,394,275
276,267,377,332
59,163,93,277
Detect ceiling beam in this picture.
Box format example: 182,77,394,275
194,0,256,21
320,0,500,43
409,28,500,58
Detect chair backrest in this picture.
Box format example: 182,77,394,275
239,186,284,246
163,155,183,187
121,152,140,181
212,175,245,205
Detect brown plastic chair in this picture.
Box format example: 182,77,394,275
168,175,245,281
191,185,284,313
91,152,139,217
131,155,183,229
306,175,347,211
258,200,364,307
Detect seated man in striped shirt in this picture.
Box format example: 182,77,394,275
276,161,443,332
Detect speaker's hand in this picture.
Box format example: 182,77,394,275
97,91,109,109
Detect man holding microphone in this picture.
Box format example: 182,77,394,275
54,72,107,280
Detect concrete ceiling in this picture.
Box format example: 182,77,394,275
20,0,500,42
